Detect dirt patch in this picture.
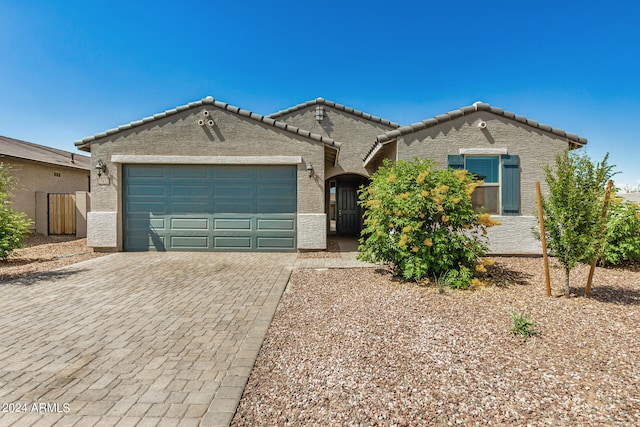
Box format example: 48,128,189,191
0,234,110,282
233,257,640,426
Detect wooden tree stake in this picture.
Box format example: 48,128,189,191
585,179,614,296
536,182,552,297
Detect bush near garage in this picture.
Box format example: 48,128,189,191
357,158,500,286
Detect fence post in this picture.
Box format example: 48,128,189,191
536,182,552,297
585,179,614,296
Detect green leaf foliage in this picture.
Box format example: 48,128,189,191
357,158,500,286
537,150,616,293
0,163,32,260
510,311,538,340
601,198,640,265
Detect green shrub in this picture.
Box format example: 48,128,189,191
357,158,500,285
601,198,640,265
537,151,616,294
510,311,538,340
0,163,31,260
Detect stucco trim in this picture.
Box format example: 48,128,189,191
110,155,303,165
459,148,508,155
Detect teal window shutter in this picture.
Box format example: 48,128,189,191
447,155,464,170
501,155,520,215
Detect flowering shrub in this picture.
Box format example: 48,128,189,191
357,158,500,286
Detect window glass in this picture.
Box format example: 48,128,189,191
465,156,499,183
471,186,499,214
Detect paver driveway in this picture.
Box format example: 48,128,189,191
0,251,296,427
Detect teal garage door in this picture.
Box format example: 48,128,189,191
123,164,297,251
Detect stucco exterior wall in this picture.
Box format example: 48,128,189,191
275,106,395,178
86,107,326,250
2,157,89,231
396,112,570,216
396,112,571,254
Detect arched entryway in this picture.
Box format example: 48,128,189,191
326,174,369,236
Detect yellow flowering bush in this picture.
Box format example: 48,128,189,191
358,158,500,286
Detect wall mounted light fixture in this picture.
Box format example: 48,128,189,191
306,163,314,177
95,160,107,177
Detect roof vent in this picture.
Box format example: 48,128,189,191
315,105,325,122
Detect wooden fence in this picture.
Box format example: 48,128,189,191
48,193,76,235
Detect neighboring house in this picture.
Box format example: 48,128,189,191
75,97,585,254
0,135,91,236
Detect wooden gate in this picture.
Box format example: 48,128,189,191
49,193,76,235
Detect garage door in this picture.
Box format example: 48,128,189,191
123,164,297,251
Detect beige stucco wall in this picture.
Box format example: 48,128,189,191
395,112,573,254
1,157,89,231
85,107,326,250
396,112,570,216
274,106,395,179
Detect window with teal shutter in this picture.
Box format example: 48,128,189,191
501,155,520,215
447,155,464,170
447,154,520,215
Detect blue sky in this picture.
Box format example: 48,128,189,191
1,1,639,189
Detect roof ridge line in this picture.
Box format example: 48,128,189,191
374,102,587,145
268,97,401,128
75,96,342,149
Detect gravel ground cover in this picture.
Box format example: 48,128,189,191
233,257,640,426
0,233,109,281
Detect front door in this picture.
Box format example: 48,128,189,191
337,184,359,235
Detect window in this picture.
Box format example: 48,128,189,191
465,156,499,214
329,180,337,232
448,154,520,216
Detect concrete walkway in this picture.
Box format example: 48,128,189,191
0,252,296,427
294,236,380,269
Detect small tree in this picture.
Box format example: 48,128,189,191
0,163,32,259
537,151,616,294
358,158,499,285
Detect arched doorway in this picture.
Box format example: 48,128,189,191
326,174,369,236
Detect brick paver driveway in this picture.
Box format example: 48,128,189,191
0,251,296,427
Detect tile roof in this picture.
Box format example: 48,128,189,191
269,97,401,128
363,102,588,164
0,135,90,171
75,96,342,152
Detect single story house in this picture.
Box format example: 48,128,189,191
0,135,90,236
75,97,585,254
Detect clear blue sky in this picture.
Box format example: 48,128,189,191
2,1,639,189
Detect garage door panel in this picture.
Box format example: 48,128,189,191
257,218,295,230
171,185,209,197
124,164,296,251
170,166,209,179
170,201,208,213
214,218,253,230
170,235,209,249
214,201,253,214
215,168,252,179
170,218,209,230
214,186,253,198
127,166,166,178
128,185,166,196
126,216,166,231
214,236,253,249
127,201,166,214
